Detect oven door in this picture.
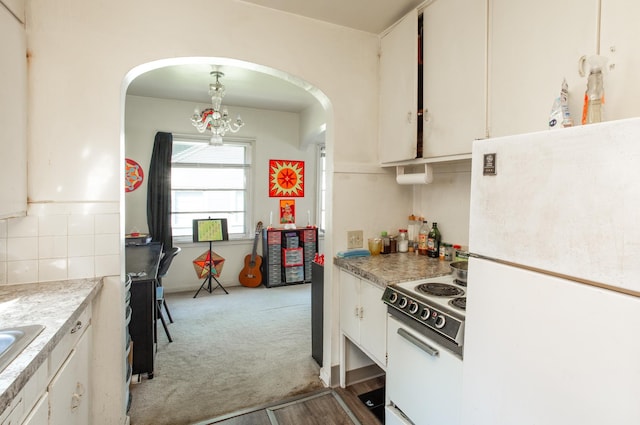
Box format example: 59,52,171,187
386,313,462,425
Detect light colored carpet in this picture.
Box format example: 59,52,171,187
128,284,324,425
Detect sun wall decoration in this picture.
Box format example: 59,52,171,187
125,158,144,192
269,159,304,197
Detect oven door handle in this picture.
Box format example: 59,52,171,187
397,328,439,357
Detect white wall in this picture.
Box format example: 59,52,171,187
24,0,399,395
124,94,319,292
414,162,472,248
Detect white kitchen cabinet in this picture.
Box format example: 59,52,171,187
339,270,387,370
488,0,599,137
378,9,418,164
48,324,91,425
0,363,47,425
0,3,27,218
21,393,48,425
0,0,25,23
422,0,487,158
599,0,640,121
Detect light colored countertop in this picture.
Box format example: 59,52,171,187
0,278,103,412
334,252,454,287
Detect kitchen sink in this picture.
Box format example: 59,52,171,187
0,325,45,373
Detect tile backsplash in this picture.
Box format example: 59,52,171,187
0,202,121,284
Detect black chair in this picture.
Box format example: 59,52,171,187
156,246,181,342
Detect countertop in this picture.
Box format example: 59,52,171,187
0,278,103,412
333,252,454,287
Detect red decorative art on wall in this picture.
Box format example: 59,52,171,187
269,159,304,197
125,158,144,192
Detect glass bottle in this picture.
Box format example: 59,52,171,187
427,222,441,258
397,229,409,253
381,231,390,254
418,220,429,255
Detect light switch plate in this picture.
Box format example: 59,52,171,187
347,230,363,249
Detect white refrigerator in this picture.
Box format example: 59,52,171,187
462,118,640,425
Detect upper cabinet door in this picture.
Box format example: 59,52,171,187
1,0,25,23
422,0,487,158
0,6,27,218
379,9,418,165
599,0,640,122
488,0,598,137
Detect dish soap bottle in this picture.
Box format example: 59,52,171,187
581,55,608,125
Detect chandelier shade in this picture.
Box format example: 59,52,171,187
191,71,245,145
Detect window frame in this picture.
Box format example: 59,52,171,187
316,144,326,235
170,134,255,244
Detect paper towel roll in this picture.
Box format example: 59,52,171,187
396,172,433,185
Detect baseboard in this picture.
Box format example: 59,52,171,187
320,366,332,386
330,365,340,386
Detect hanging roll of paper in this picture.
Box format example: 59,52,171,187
396,164,433,185
396,173,432,184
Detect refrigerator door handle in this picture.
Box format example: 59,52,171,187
397,328,439,357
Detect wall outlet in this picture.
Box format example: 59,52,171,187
347,230,363,249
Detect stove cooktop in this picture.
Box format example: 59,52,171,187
392,274,466,316
382,273,466,351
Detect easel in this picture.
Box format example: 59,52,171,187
193,240,228,298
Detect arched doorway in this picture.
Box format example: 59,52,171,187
121,58,332,423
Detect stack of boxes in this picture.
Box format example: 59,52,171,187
283,231,304,283
262,227,318,287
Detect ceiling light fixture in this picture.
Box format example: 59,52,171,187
191,71,245,145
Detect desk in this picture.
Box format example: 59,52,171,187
126,243,162,378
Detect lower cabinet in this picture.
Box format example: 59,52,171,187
1,305,93,425
339,270,387,384
48,325,91,425
21,393,48,425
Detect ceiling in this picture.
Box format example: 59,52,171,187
127,0,424,112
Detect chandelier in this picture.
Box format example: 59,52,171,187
191,71,245,145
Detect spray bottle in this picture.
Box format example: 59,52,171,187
549,78,573,129
581,55,608,125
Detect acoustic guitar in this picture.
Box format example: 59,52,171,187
239,221,263,287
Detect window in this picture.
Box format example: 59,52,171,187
171,136,253,241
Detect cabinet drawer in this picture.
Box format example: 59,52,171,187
302,229,317,242
285,266,304,283
282,248,303,266
267,231,281,244
0,362,47,425
266,264,282,281
267,246,282,261
48,305,91,378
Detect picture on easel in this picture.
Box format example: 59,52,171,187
279,199,295,224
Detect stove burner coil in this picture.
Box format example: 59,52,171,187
449,297,466,311
416,282,464,297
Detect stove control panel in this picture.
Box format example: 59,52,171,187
382,286,463,345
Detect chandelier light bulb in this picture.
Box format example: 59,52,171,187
191,70,245,145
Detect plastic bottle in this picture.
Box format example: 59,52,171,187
581,55,608,125
426,222,441,258
549,78,573,129
417,221,429,255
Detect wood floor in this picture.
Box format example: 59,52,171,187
200,377,385,425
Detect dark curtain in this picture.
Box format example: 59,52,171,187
147,132,173,251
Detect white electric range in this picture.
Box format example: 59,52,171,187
382,273,466,425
